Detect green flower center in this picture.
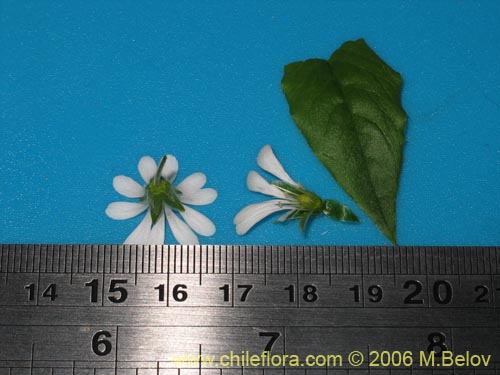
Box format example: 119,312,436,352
297,191,323,212
142,155,184,225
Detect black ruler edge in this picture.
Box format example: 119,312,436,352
0,244,498,275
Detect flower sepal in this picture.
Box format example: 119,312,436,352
271,180,304,196
273,207,318,233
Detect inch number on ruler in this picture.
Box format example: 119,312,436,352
85,327,449,358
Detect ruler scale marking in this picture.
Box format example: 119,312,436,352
328,246,332,285
0,246,498,277
166,244,170,307
0,245,4,274
12,244,17,274
198,245,202,284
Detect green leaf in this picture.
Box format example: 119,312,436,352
281,39,406,244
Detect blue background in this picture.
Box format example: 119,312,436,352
1,1,499,245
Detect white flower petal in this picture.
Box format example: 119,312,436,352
277,210,296,222
247,171,285,198
112,175,145,198
180,188,217,205
147,211,165,244
233,199,289,235
165,208,199,244
124,211,153,244
176,172,206,195
179,206,216,236
138,156,157,183
257,145,297,186
161,154,178,182
105,202,148,220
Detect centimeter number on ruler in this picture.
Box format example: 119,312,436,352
0,245,499,309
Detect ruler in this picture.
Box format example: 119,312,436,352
0,245,499,375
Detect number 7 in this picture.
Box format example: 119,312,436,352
259,331,281,352
237,285,253,302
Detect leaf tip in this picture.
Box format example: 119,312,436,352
387,233,398,246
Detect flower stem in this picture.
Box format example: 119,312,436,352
154,155,167,184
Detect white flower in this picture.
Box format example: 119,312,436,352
234,145,359,235
234,145,304,235
106,155,217,244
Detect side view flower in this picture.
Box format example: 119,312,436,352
234,145,359,235
106,155,217,244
